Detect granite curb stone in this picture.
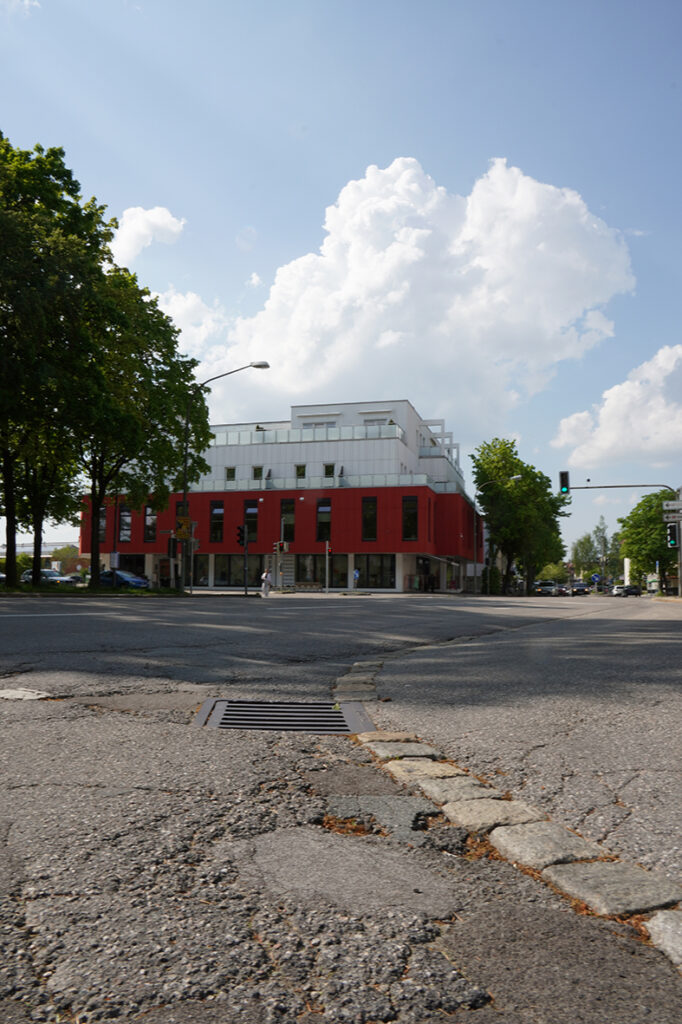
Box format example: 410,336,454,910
353,730,681,967
645,910,682,967
363,740,442,760
489,821,606,870
542,861,682,917
443,797,546,831
415,776,491,803
384,758,466,782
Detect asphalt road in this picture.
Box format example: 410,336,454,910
0,591,680,1022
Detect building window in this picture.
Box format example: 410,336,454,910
98,507,107,544
143,506,157,543
225,466,235,481
362,497,377,542
295,464,306,479
209,500,224,542
324,463,335,478
402,496,418,541
244,500,258,544
252,465,263,480
354,554,395,589
316,499,331,542
118,505,132,544
364,418,386,426
280,498,295,542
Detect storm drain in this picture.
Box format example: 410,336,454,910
195,699,374,735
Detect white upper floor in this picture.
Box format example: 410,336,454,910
198,399,466,494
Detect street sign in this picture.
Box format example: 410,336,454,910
175,516,191,540
591,573,601,583
662,512,682,522
662,500,682,510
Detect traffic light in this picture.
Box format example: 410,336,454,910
236,525,245,546
559,471,570,494
666,523,678,548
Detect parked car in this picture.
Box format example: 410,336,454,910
20,568,76,586
611,584,625,596
623,584,642,597
532,580,558,596
98,569,150,590
571,582,591,596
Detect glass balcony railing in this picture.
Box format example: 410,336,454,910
193,472,465,494
209,423,406,447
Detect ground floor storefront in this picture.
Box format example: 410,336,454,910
113,550,469,593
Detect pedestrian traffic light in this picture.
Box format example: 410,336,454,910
236,525,245,546
666,523,678,548
559,471,570,494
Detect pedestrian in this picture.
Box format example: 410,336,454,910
261,568,272,597
353,567,360,588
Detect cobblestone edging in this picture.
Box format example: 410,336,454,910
333,662,682,970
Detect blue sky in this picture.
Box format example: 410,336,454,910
3,0,681,553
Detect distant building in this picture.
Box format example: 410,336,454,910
79,399,482,592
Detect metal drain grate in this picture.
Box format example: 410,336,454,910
195,699,374,735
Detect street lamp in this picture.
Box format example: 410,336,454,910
472,476,522,595
179,361,270,593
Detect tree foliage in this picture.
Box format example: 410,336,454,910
471,438,569,594
0,134,211,587
618,491,678,589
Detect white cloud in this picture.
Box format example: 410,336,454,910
247,272,262,287
111,206,185,266
155,287,230,360
211,157,634,429
1,0,40,12
552,345,682,467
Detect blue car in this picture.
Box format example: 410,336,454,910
99,570,150,589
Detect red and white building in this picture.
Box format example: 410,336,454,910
80,399,482,592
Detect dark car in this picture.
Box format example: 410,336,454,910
20,568,76,586
556,583,570,596
98,570,150,590
623,584,642,596
571,582,591,596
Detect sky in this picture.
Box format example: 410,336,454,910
2,0,681,554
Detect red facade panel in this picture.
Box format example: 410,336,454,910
80,486,481,560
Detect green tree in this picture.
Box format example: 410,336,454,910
471,438,569,594
539,561,568,583
571,533,599,578
0,134,113,584
77,268,212,587
618,491,678,590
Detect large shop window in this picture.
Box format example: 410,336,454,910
118,505,132,544
362,497,377,541
280,498,295,542
402,496,418,541
209,500,224,542
244,500,259,544
193,554,209,587
316,499,331,542
296,553,348,588
215,553,264,587
354,554,396,589
143,506,157,543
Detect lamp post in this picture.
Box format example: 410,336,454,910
472,476,522,595
179,361,269,593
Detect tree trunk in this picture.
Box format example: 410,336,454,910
1,449,18,586
31,510,44,583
